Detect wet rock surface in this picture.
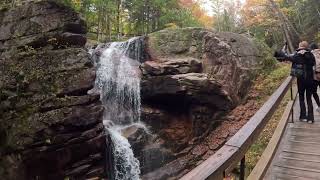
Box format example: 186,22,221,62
0,1,106,179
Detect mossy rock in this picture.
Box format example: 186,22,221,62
148,28,211,58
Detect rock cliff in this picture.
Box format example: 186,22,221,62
138,28,261,178
0,1,106,179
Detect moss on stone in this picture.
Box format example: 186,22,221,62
148,28,213,59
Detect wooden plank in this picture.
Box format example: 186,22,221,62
276,158,320,172
290,121,320,127
179,145,238,180
282,149,320,157
290,132,320,138
247,101,293,180
279,152,320,163
288,136,320,143
280,153,320,163
282,144,320,154
290,128,320,135
288,140,320,145
290,126,320,131
281,156,320,163
273,166,320,179
274,164,320,174
275,173,316,180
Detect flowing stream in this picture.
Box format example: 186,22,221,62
91,37,144,180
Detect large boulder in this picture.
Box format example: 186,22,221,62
0,1,106,179
142,28,260,107
0,1,86,52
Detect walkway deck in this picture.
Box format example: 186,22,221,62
265,98,320,180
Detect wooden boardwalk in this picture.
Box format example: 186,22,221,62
265,98,320,180
181,77,320,180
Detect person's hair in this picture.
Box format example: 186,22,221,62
299,41,309,49
310,43,319,50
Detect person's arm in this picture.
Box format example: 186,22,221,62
274,51,296,62
284,54,296,62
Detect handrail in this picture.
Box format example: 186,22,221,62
247,100,293,180
247,86,297,180
180,76,294,180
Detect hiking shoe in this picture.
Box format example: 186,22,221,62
308,120,314,124
300,118,308,122
317,107,320,113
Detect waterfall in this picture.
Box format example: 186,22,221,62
91,37,144,180
108,128,140,180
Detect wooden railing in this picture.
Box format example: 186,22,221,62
180,76,296,180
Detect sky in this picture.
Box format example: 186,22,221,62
200,0,246,16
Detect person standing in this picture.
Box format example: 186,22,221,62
275,41,316,123
310,43,320,113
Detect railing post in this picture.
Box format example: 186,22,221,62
240,156,245,180
290,84,294,123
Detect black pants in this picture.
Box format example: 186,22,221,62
312,80,320,107
297,78,314,120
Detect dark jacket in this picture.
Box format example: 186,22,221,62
278,48,316,82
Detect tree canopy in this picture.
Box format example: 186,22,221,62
57,0,213,41
240,0,320,49
207,0,319,49
1,0,319,48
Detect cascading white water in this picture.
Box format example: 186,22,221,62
108,128,140,180
91,37,143,180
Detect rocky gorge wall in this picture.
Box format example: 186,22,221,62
0,1,106,179
138,28,261,179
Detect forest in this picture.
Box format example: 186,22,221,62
1,0,319,48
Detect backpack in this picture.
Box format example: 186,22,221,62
290,49,311,78
290,63,305,78
312,49,320,80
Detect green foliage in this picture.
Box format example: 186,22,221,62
211,0,242,32
241,0,320,49
56,0,204,41
253,38,278,74
0,0,14,10
284,0,320,42
164,23,179,30
256,64,290,96
316,32,320,42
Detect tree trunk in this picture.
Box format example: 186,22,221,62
268,0,300,52
146,0,150,34
11,0,15,7
106,12,112,41
96,8,100,40
116,0,121,40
